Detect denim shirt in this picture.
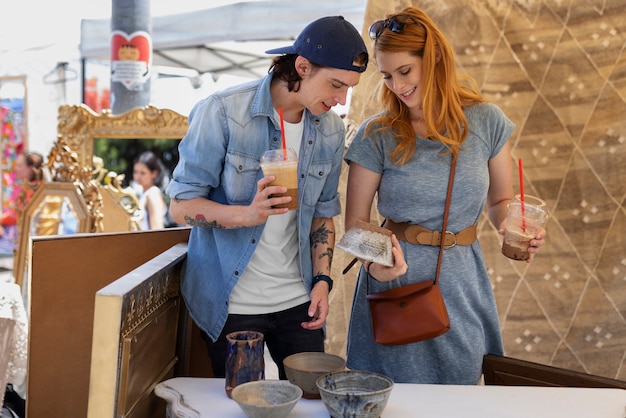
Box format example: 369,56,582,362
166,73,345,340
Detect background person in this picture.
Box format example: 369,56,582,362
343,6,545,384
133,150,167,230
166,16,368,379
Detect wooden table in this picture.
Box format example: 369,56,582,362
155,377,626,417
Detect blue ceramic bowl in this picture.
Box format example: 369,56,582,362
316,370,394,418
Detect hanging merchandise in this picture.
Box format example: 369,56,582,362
1,106,24,212
0,106,26,254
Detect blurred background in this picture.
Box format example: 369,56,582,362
1,0,626,384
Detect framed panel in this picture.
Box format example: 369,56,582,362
26,228,191,418
482,354,626,389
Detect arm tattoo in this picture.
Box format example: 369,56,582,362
173,198,240,228
310,224,332,248
184,214,225,229
318,247,334,267
311,223,334,271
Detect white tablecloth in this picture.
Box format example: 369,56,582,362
0,282,27,387
155,377,626,418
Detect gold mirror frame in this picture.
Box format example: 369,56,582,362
57,104,188,169
14,182,92,288
14,104,188,288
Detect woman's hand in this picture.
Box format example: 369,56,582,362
366,234,408,282
525,226,546,263
498,220,547,263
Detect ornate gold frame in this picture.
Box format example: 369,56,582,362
57,104,188,169
14,182,92,288
13,104,189,287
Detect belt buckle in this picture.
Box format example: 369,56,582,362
444,231,456,249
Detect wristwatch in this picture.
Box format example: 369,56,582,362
312,274,333,292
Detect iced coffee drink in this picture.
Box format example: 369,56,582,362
501,194,547,261
260,148,298,210
501,225,536,261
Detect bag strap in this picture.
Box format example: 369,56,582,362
366,153,457,293
434,153,457,285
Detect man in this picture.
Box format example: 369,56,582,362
166,16,368,379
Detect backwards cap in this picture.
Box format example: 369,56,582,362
266,16,368,73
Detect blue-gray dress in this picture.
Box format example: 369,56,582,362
344,103,515,384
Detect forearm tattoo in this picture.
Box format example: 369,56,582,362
311,223,334,270
183,214,225,229
318,247,334,266
173,198,227,228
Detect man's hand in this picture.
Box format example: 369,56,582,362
301,283,330,330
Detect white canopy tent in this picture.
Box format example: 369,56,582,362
0,0,369,154
79,0,368,79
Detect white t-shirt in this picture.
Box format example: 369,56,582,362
228,112,309,314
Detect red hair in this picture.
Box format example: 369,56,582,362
366,6,485,165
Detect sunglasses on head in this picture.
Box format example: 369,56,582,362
368,14,421,40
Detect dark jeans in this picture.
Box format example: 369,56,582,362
201,302,325,380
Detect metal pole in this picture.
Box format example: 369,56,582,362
110,0,152,114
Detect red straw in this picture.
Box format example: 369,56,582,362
518,158,526,232
278,107,287,160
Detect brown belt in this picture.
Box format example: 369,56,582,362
384,219,477,249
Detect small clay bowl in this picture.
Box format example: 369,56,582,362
283,352,346,399
230,380,302,418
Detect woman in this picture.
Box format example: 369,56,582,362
0,151,43,253
133,151,167,230
343,6,546,384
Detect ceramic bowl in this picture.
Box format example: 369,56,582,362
283,352,347,399
316,370,394,418
230,380,302,418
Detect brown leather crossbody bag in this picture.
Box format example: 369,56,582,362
365,155,457,345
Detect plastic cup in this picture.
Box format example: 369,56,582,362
260,148,298,210
501,194,548,261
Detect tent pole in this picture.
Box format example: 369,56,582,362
81,58,86,105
